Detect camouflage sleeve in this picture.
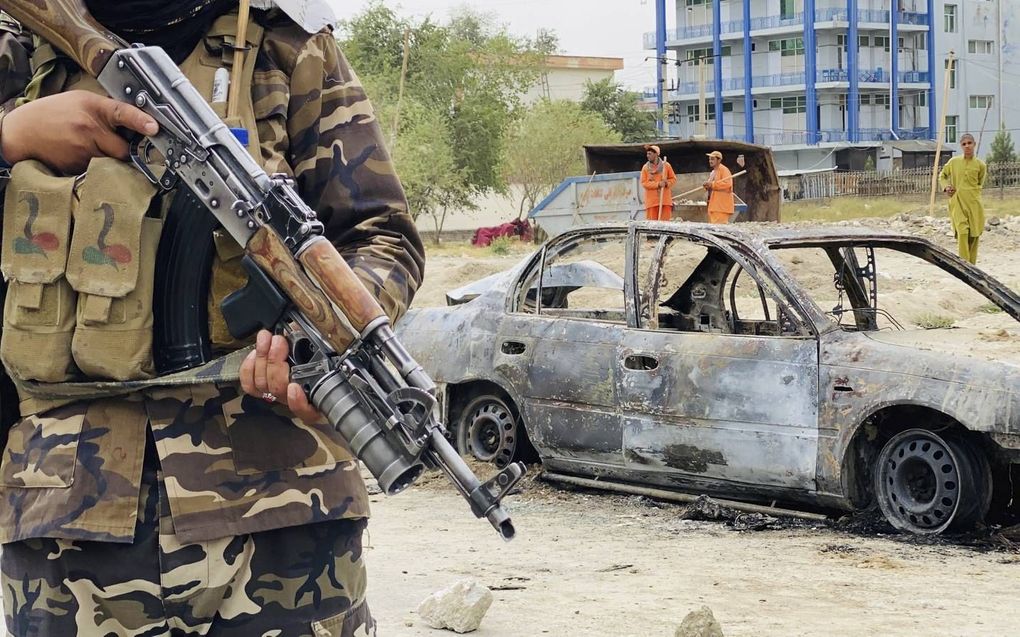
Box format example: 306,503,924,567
0,14,32,113
286,32,425,323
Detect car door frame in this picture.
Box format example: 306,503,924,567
614,225,823,496
500,228,638,472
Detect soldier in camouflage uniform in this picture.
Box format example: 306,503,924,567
0,1,424,635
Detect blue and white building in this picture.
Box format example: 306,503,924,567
646,0,1020,170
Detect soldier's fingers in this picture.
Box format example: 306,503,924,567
266,335,291,398
100,98,159,137
240,350,257,397
92,131,131,162
288,383,322,424
253,330,271,392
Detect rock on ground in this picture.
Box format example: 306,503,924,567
675,606,725,637
417,579,493,634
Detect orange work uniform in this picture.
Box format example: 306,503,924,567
641,159,677,221
706,163,735,224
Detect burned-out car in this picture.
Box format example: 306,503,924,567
395,222,1020,534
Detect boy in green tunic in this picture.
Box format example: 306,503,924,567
939,133,986,264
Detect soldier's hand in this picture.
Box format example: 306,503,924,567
240,330,324,425
2,90,159,175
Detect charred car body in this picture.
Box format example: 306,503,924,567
396,222,1020,534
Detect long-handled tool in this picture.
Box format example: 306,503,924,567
657,155,668,220
672,169,747,202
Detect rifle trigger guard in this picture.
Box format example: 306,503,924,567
129,135,178,191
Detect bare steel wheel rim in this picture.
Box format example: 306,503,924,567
464,399,516,466
876,430,962,533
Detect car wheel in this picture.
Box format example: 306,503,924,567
874,428,990,535
456,394,534,468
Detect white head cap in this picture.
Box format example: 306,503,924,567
251,0,338,34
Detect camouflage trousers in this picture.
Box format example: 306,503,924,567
1,453,376,636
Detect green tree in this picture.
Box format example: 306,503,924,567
501,100,621,218
987,124,1018,196
340,3,551,196
391,102,474,244
580,78,657,143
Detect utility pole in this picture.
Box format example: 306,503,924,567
698,58,707,138
929,51,955,217
390,27,411,149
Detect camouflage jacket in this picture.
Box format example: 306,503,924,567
0,12,425,544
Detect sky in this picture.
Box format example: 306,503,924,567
337,0,658,90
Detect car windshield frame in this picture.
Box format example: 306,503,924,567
761,235,1020,333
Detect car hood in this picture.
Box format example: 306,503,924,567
444,258,624,306
864,328,1020,368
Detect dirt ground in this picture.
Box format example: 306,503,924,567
366,471,1020,637
368,208,1020,636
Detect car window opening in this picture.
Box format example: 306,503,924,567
770,243,1018,333
638,233,803,337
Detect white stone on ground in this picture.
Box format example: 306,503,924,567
675,605,725,637
416,579,493,634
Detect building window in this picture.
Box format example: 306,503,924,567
944,5,957,33
917,92,927,107
875,94,891,109
685,0,709,6
685,46,732,64
916,33,927,50
968,40,994,55
874,35,891,52
838,34,847,52
858,35,870,49
780,0,797,20
860,94,873,106
769,38,805,56
687,102,733,122
769,96,806,114
946,116,958,144
945,59,956,89
969,95,994,109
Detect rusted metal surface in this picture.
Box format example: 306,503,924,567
395,221,1020,513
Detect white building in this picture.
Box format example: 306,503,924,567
524,55,625,104
645,0,1020,170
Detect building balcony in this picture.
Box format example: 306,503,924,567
669,68,923,98
644,10,930,49
815,128,933,144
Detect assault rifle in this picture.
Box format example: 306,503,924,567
0,0,525,540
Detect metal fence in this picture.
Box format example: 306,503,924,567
793,162,1020,200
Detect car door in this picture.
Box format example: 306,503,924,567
618,229,820,492
504,229,632,470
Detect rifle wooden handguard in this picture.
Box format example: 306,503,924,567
247,228,355,353
299,239,388,334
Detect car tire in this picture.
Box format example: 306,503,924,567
873,428,990,535
456,394,537,468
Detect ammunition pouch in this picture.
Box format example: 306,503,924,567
0,158,160,384
1,161,77,383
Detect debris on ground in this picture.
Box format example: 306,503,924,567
675,606,725,637
675,495,802,532
417,579,494,634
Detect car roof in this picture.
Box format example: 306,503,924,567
565,221,923,247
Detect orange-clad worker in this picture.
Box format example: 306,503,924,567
640,144,677,221
704,150,735,224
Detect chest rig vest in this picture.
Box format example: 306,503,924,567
0,12,266,402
